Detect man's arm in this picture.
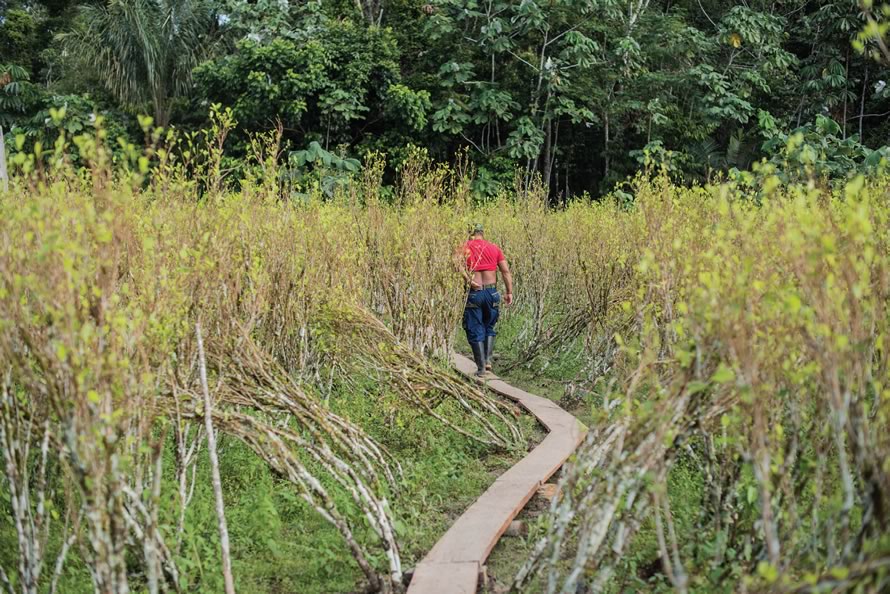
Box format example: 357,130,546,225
498,259,514,305
455,244,480,289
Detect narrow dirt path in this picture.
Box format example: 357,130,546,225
406,353,588,593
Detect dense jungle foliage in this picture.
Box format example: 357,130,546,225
4,0,890,196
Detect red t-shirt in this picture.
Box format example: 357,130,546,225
464,239,505,272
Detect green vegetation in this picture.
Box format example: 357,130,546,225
0,127,534,592
2,1,890,591
487,175,890,593
4,0,890,196
2,119,888,591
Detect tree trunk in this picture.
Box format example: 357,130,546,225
860,64,869,140
564,162,569,197
603,111,610,182
356,0,383,25
842,48,850,138
0,126,8,193
154,101,170,129
542,117,553,193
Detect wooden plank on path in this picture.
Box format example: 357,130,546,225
407,354,587,594
409,562,480,594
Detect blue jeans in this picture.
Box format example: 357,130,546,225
463,287,500,344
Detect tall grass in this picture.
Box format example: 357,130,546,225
507,176,890,593
1,118,888,592
0,122,521,593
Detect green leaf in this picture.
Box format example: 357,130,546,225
829,567,849,580
686,380,708,395
710,364,735,384
757,561,779,583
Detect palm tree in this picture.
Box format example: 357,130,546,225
60,0,216,127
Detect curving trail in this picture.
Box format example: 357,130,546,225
406,353,588,594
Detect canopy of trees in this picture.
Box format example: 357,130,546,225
2,0,890,196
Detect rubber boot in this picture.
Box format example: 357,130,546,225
484,335,496,371
470,341,487,377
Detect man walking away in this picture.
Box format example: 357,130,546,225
460,223,514,377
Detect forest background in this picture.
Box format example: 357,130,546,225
4,0,890,196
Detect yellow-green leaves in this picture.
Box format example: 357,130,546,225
756,561,779,583
845,174,865,200
710,364,735,384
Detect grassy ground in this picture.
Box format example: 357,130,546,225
187,384,538,593
0,377,537,594
216,419,527,593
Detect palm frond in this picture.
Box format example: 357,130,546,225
59,0,216,124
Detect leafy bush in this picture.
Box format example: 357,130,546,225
0,63,39,127
759,114,890,180
491,175,890,593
